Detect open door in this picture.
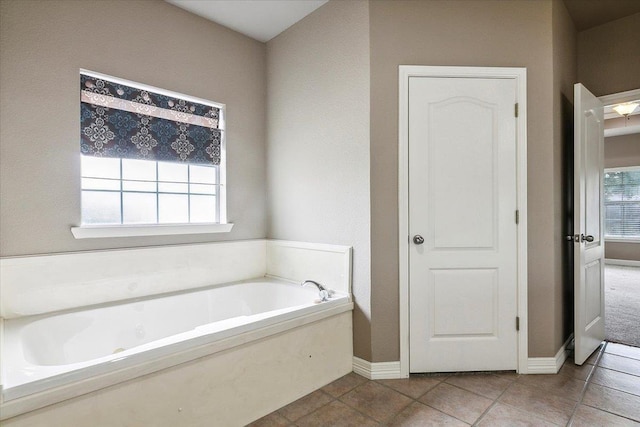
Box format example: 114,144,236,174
573,83,605,365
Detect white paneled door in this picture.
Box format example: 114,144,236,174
573,83,605,365
408,75,519,372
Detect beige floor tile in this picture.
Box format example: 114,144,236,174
388,401,469,427
322,372,368,398
591,367,640,396
605,343,640,361
339,381,413,423
572,404,640,427
498,382,576,425
277,389,333,422
295,400,379,427
516,372,586,401
582,383,640,421
445,374,512,399
559,358,595,381
419,382,492,424
476,403,559,426
599,353,640,377
377,375,442,399
247,411,292,427
492,371,520,381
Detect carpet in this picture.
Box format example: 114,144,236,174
605,265,640,348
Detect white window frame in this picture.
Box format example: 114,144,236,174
71,69,232,239
603,165,640,244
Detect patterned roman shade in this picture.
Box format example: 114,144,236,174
80,73,221,165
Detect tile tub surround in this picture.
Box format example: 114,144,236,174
0,239,352,318
251,342,640,426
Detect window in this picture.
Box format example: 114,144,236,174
75,70,228,237
604,167,640,241
81,157,218,225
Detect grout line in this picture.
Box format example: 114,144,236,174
417,383,483,425
565,342,608,427
333,380,390,425
580,401,640,424
278,399,333,424
595,364,640,378
471,377,518,426
373,373,448,400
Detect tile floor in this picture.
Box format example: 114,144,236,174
249,342,640,426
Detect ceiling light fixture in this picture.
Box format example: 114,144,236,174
612,102,639,117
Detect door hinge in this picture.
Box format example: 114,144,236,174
515,103,519,117
516,316,520,331
515,210,519,224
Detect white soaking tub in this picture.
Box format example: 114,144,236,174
1,277,352,404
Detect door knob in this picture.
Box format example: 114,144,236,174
413,235,425,245
581,234,594,243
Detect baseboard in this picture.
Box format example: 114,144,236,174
527,334,573,374
353,357,401,380
360,334,574,377
605,258,640,267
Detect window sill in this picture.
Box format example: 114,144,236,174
71,223,234,239
605,238,640,244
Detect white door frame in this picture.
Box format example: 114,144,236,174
398,66,529,376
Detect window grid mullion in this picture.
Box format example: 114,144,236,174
187,164,192,223
81,156,219,226
119,158,124,225
216,165,220,223
155,161,160,224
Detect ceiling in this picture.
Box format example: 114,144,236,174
167,0,640,41
563,0,640,31
165,0,328,42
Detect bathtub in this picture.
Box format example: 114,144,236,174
1,277,352,409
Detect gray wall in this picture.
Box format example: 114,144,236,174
605,134,640,169
577,13,640,97
368,0,575,360
604,133,640,262
266,1,372,359
0,0,267,256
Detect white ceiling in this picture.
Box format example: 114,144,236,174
166,0,640,41
165,0,328,42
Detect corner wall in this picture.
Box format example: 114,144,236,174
577,13,640,97
266,1,372,359
577,13,640,262
369,0,561,361
0,0,267,256
552,0,577,353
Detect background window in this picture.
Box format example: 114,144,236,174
604,167,640,240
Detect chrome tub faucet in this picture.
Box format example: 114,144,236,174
301,280,332,302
